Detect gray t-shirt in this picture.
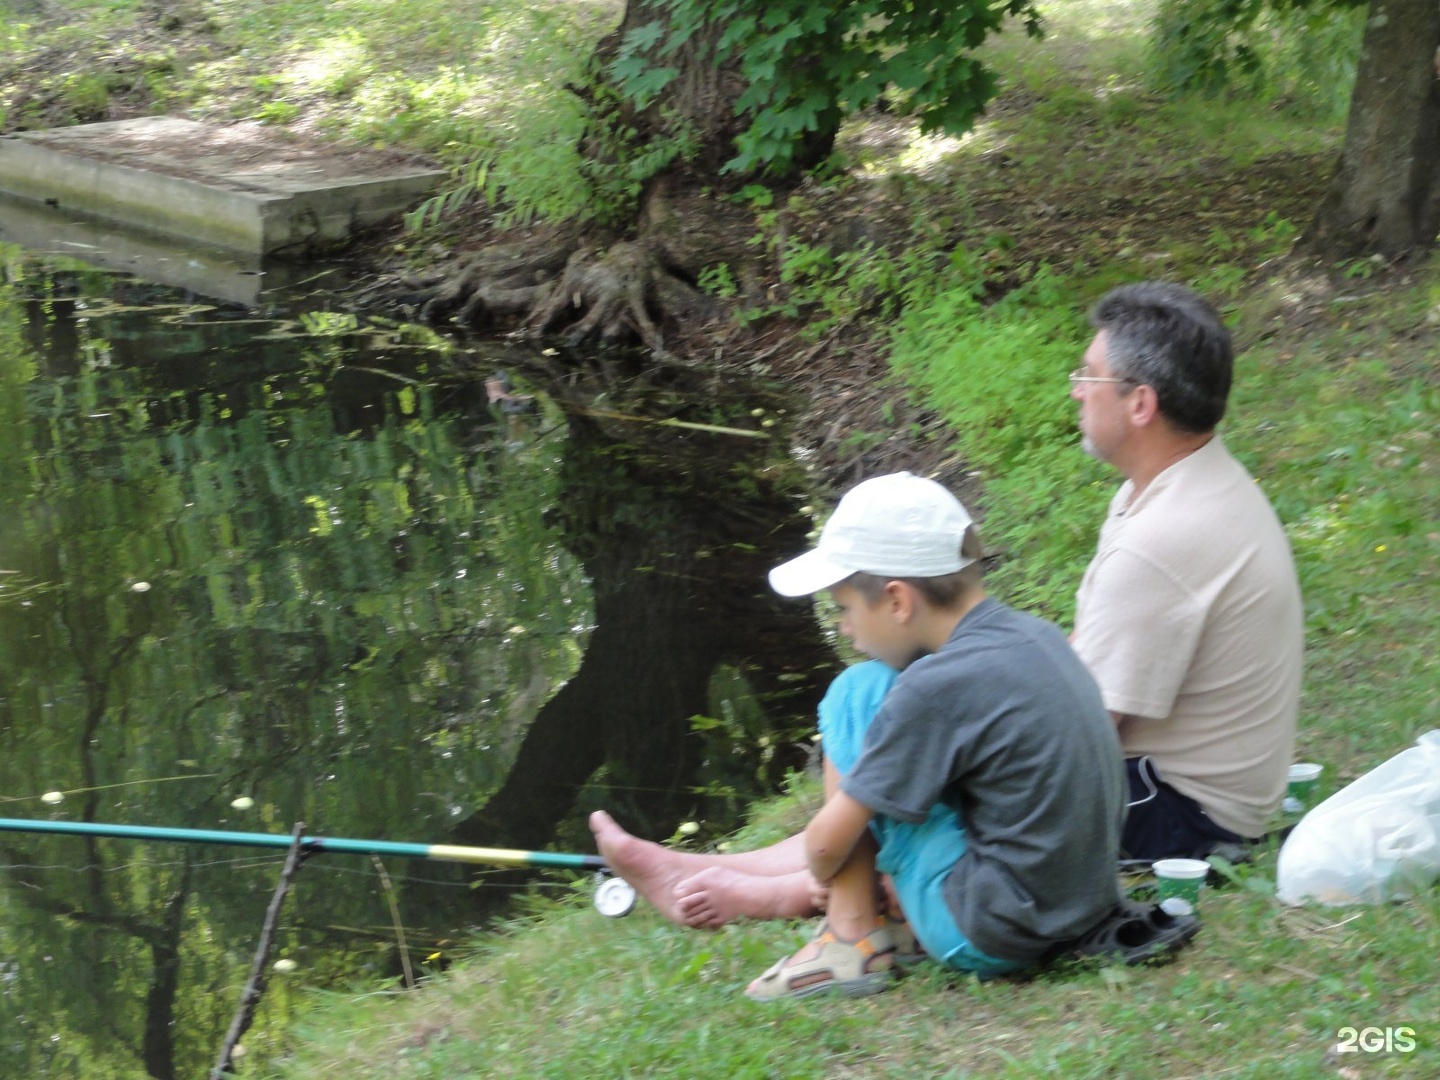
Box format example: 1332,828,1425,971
841,599,1124,962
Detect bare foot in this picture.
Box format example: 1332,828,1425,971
589,810,698,925
673,866,820,928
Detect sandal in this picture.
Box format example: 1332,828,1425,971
745,922,897,1001
886,916,928,966
1062,899,1201,967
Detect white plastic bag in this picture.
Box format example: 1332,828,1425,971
1276,730,1440,906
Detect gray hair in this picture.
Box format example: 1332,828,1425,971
1089,282,1233,434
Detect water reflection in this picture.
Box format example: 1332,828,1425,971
0,193,313,306
0,246,834,1077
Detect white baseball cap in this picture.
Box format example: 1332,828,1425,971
768,472,975,597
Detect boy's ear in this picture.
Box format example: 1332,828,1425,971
883,579,918,621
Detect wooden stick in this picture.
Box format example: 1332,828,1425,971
371,854,416,990
211,821,307,1078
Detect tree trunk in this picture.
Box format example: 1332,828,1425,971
1304,0,1440,259
590,0,747,179
401,0,838,349
591,0,837,181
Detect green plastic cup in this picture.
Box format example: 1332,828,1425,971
1286,762,1323,809
1153,858,1210,906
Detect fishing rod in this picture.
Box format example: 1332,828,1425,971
0,816,637,916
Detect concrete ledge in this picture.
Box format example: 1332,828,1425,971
0,117,444,256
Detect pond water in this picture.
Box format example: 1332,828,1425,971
0,208,838,1077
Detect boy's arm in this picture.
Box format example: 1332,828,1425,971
803,789,875,884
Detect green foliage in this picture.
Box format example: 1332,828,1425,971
1339,253,1386,280
255,98,301,124
407,153,500,231
889,264,1104,619
697,261,739,298
578,95,701,225
611,0,1043,176
408,96,696,231
1151,0,1365,120
420,137,593,231
59,71,112,114
733,200,950,332
778,241,937,332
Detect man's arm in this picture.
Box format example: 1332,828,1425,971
1070,629,1141,733
803,788,874,884
1071,547,1201,725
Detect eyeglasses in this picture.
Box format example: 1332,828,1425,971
1068,368,1136,388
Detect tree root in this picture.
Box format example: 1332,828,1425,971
415,239,723,356
415,243,572,327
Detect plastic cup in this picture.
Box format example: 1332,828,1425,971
1152,858,1210,906
1284,762,1323,813
1159,896,1195,917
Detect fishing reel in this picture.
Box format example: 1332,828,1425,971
593,873,637,918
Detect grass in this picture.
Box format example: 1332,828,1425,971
4,0,1438,1074
0,0,618,157
274,814,1440,1078
1,0,627,222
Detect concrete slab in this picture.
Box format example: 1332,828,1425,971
0,117,445,256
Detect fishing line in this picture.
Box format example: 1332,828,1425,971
0,772,219,804
0,853,289,877
1,851,579,891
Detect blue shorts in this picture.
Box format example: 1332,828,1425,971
818,661,1027,978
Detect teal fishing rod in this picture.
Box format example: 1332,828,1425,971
0,816,638,915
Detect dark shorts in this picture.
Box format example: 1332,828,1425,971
1122,757,1243,861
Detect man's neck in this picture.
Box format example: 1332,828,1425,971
1124,431,1215,503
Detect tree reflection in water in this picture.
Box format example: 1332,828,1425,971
0,255,834,1077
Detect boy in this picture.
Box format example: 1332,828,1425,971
746,471,1127,999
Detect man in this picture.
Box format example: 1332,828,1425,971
1069,281,1304,860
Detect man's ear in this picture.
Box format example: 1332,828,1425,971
1125,383,1161,428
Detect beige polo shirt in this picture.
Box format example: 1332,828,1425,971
1072,436,1304,838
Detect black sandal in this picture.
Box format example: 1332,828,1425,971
1059,899,1201,967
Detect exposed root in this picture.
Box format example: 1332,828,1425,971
416,237,723,356
415,242,572,327
526,241,720,355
